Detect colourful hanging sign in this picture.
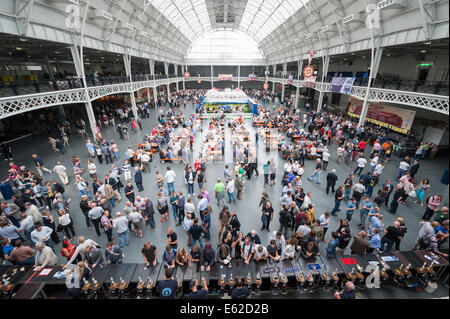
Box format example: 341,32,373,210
303,65,314,78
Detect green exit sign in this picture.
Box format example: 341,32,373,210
418,63,433,67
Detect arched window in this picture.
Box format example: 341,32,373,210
185,29,266,65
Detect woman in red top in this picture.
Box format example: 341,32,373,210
61,240,82,265
358,140,367,153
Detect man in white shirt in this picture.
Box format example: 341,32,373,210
129,210,144,238
183,213,194,246
87,160,97,180
252,244,268,262
226,178,236,204
336,146,345,163
319,212,331,237
113,212,129,248
354,156,367,176
300,192,313,210
141,153,151,173
375,162,384,176
30,222,54,249
165,166,176,195
53,162,69,185
370,154,379,175
397,158,410,180
19,212,35,243
322,150,331,171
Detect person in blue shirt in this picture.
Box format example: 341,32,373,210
288,171,295,183
263,161,270,186
1,238,14,262
334,281,356,299
367,210,383,235
157,269,178,299
202,209,211,241
326,232,340,257
187,278,209,299
358,196,373,230
346,198,357,222
367,228,381,253
231,278,251,299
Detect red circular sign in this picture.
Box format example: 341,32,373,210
263,82,269,90
303,65,314,78
184,72,190,78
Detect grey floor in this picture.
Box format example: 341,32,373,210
1,102,449,269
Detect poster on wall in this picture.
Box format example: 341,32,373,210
303,76,317,88
331,77,356,94
219,74,233,81
249,74,257,81
348,98,416,134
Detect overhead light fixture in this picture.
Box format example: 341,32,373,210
421,50,426,53
16,47,22,51
362,56,366,58
386,53,391,56
424,41,431,45
19,37,27,42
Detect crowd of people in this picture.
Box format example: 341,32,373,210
0,87,448,300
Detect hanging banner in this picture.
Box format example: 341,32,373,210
287,75,294,85
303,76,317,88
330,77,356,94
219,74,233,81
184,71,190,78
303,65,314,78
263,82,269,90
348,97,416,134
249,74,257,81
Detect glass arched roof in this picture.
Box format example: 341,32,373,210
185,29,266,65
147,0,309,44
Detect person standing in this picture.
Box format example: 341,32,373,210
380,221,402,253
134,166,144,192
330,186,345,216
390,184,405,214
322,149,330,171
326,169,338,195
184,167,196,196
124,181,135,204
177,192,185,226
165,167,176,195
397,157,410,180
189,218,204,249
358,196,373,229
112,212,129,248
122,160,132,182
1,141,13,161
235,175,244,200
101,210,114,242
53,162,69,185
32,154,52,176
226,177,237,204
158,269,178,299
261,201,274,231
101,143,113,164
87,160,97,180
423,194,443,221
105,241,123,264
87,202,103,236
214,178,226,207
